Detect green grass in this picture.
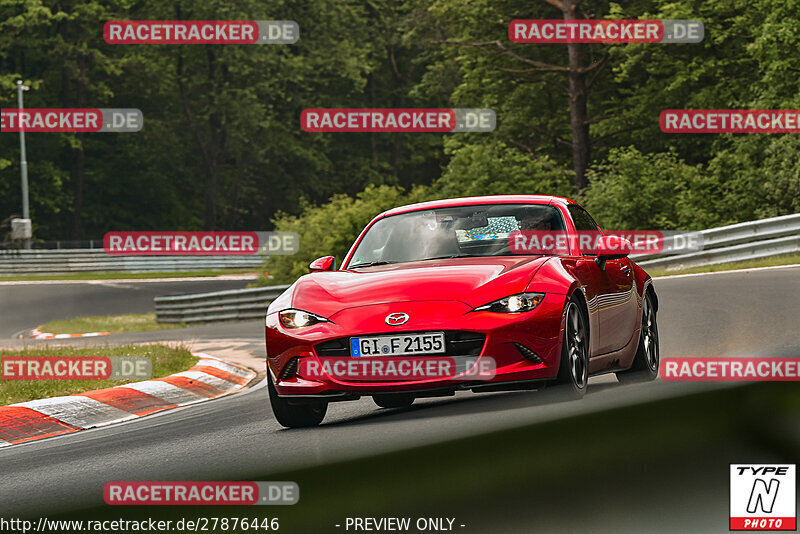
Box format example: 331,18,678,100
0,344,197,405
649,252,800,277
0,269,259,282
39,313,185,335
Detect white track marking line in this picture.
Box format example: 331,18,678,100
653,263,800,280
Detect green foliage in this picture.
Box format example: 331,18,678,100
259,185,433,284
582,147,705,230
584,141,800,231
757,136,800,217
704,136,800,222
0,0,446,240
434,138,576,198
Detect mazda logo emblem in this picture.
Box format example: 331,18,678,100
385,312,409,326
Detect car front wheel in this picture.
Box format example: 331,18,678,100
268,378,327,428
555,296,589,399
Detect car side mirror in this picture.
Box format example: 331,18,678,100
595,236,632,270
309,256,336,273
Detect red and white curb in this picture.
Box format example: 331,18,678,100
0,352,255,447
29,325,111,340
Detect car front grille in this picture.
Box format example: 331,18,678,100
314,331,486,357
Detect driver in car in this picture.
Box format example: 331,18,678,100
518,209,553,231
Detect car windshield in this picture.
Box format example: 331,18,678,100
347,203,566,268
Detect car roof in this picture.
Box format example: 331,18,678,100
380,195,578,218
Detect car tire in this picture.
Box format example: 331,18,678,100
617,290,659,383
373,394,415,409
268,377,327,428
555,295,589,399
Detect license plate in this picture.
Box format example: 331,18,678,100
350,332,446,357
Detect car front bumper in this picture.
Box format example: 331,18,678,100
266,295,567,398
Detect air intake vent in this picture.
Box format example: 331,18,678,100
514,342,542,363
279,357,299,379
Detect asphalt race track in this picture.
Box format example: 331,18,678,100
0,277,253,338
1,267,799,522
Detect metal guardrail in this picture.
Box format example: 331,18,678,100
636,213,800,270
154,284,291,323
638,235,800,271
153,214,800,323
700,213,800,249
0,249,263,275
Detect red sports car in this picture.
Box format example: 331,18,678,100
266,195,659,427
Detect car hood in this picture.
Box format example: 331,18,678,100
280,256,552,317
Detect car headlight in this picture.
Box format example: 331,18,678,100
474,292,545,313
279,309,329,328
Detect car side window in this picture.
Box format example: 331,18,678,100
567,205,600,256
568,205,599,232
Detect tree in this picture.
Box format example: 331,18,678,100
0,0,448,240
555,0,592,189
420,0,615,190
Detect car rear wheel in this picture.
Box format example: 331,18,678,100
555,296,589,399
617,291,659,383
268,378,327,428
373,393,415,409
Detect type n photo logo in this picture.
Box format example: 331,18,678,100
730,464,796,530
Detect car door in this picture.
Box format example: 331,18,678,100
567,205,638,356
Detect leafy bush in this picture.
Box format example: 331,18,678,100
582,142,800,231
434,139,576,198
752,136,800,218
582,147,707,230
258,185,433,285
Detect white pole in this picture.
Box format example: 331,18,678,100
17,80,31,250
